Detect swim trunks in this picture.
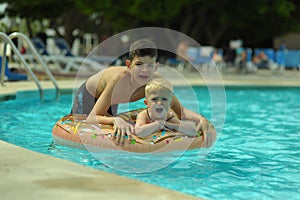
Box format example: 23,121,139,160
71,82,113,115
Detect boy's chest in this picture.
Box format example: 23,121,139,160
111,83,144,104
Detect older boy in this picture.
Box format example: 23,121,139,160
71,39,210,145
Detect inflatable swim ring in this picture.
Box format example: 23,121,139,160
52,109,216,153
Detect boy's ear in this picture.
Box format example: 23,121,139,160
144,99,148,106
126,60,131,69
155,62,159,71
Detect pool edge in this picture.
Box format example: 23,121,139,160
0,140,202,200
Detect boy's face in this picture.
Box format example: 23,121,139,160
126,56,158,85
145,89,173,119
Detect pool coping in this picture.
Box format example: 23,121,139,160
0,140,200,200
1,70,300,199
1,72,300,100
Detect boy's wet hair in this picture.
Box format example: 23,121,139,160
145,78,173,97
129,39,158,60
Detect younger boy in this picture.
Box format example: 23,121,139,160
135,78,197,138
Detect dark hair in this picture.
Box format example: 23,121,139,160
129,39,158,60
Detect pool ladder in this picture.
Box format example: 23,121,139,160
0,32,60,101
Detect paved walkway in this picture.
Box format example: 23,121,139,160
0,68,299,200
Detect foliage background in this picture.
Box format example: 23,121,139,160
0,0,299,48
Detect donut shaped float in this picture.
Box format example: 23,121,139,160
52,109,216,153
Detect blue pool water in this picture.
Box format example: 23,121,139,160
0,87,300,199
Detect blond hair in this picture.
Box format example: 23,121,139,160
145,78,173,97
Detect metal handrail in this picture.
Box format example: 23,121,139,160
9,32,60,101
0,40,7,85
0,32,44,101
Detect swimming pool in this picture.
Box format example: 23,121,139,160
0,87,299,199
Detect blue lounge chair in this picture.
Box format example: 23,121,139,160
29,37,71,72
264,48,275,63
188,47,211,64
30,38,104,73
54,37,120,65
283,50,300,70
54,38,73,57
276,50,284,67
255,48,275,63
165,57,185,66
275,49,300,71
0,56,27,81
31,38,50,55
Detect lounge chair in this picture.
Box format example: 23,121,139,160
0,56,27,81
278,49,300,70
187,47,212,66
54,37,120,65
28,38,68,72
30,37,104,74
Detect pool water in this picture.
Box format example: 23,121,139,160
0,87,300,200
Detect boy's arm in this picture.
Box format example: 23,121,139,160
86,76,118,124
171,95,217,147
135,111,163,138
164,118,197,137
170,95,209,134
87,70,134,137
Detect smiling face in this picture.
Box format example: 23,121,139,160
145,87,173,120
127,56,158,85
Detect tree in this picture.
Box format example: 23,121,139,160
76,0,299,47
1,0,299,47
0,0,95,45
170,0,298,47
75,0,187,34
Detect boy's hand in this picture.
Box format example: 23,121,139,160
181,120,197,136
156,120,166,130
113,117,134,145
196,117,209,145
196,117,215,147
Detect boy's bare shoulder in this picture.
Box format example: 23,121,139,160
101,66,127,78
152,71,163,78
90,66,126,85
107,66,127,71
136,109,147,119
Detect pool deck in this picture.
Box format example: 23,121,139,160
0,68,299,200
1,68,300,97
